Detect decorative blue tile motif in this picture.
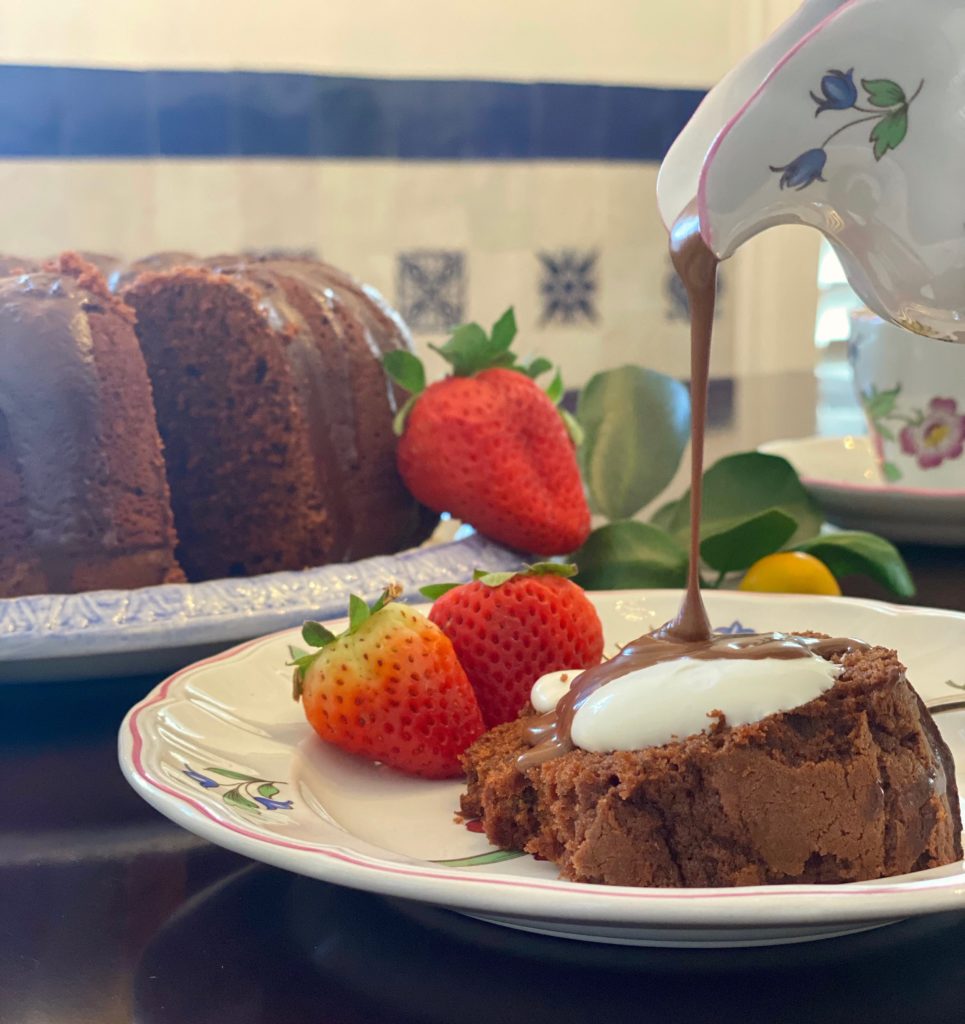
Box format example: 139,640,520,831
714,620,756,635
665,262,725,321
538,250,598,325
396,251,466,334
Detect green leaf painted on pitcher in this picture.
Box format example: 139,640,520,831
870,110,908,161
861,78,906,107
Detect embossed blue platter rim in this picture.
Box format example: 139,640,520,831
0,534,521,683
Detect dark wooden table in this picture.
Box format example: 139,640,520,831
1,541,964,1024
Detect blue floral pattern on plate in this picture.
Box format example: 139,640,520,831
184,764,293,813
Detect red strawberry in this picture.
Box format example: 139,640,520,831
383,309,590,555
291,585,484,779
424,564,604,727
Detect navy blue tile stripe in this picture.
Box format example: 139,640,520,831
0,64,704,160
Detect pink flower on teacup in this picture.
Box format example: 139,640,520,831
899,398,965,469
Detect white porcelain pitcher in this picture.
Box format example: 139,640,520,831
658,0,965,342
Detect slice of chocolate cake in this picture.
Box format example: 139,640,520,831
122,256,434,582
0,254,183,597
462,643,962,887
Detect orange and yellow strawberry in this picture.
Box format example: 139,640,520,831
291,585,484,779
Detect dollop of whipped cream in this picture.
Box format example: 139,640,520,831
530,657,842,753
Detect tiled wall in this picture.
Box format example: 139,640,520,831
0,0,816,390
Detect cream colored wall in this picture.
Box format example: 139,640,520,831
1,0,738,87
0,0,820,385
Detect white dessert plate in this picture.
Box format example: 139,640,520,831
120,589,965,949
759,435,965,546
0,533,517,684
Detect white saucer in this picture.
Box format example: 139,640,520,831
119,589,965,948
759,436,965,546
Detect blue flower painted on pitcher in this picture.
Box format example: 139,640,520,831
810,68,857,114
770,148,828,190
770,71,922,190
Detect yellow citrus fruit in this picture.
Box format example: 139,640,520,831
739,552,841,596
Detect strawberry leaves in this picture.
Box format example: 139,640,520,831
520,356,553,379
418,582,460,600
290,583,403,695
419,562,576,600
383,307,581,447
383,350,425,395
301,621,335,647
430,310,519,376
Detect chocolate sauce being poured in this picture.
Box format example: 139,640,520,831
517,205,867,770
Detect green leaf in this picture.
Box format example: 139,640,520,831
577,366,691,520
882,461,902,482
699,508,798,574
795,531,915,597
649,499,678,533
289,651,318,674
419,582,460,600
348,594,370,632
862,78,906,107
545,369,564,405
430,321,518,376
302,620,335,648
520,356,553,379
863,384,900,418
573,521,689,590
870,109,908,161
875,422,896,442
392,394,418,437
207,768,258,782
657,452,823,548
475,570,518,588
223,789,260,811
258,783,280,798
490,308,517,352
431,849,525,867
560,408,585,446
382,350,425,394
525,561,577,578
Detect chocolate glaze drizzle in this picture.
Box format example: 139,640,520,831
518,205,868,770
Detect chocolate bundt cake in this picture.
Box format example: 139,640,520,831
462,643,963,887
0,251,434,596
0,255,182,596
122,256,434,581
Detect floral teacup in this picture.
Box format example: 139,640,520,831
850,313,965,490
658,0,965,343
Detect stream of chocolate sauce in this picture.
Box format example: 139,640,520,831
517,205,867,770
